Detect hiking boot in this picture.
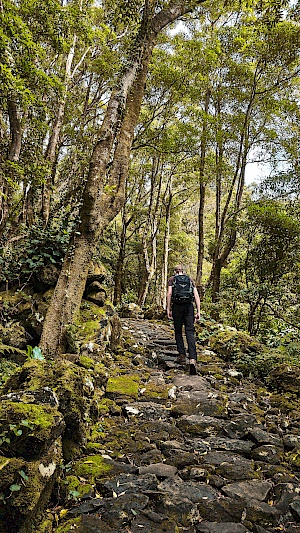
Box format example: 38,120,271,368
189,359,197,375
176,354,186,364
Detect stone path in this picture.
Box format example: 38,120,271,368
58,318,300,533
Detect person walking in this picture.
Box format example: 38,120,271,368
166,264,201,375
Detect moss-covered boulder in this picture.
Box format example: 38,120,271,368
0,400,64,460
118,303,144,319
106,374,141,400
0,322,28,350
0,440,62,533
268,364,300,394
208,326,262,361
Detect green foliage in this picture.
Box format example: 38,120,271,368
0,219,72,287
0,359,20,388
26,346,44,360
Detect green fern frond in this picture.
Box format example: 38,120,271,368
0,343,26,357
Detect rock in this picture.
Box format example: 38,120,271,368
196,523,250,533
268,364,300,394
188,436,254,457
84,281,107,307
197,496,245,522
36,264,60,289
290,499,300,521
172,390,229,418
0,439,62,533
284,434,300,450
251,445,283,464
222,480,272,501
176,415,225,436
245,499,281,525
144,305,166,320
157,477,219,503
247,428,283,447
273,483,300,513
138,463,177,478
0,322,29,350
86,263,107,285
208,328,262,361
0,399,65,460
118,303,144,319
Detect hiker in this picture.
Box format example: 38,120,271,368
166,264,201,375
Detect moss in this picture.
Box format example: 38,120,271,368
64,475,93,500
75,302,107,343
106,374,140,399
0,359,21,389
141,382,169,401
35,518,53,533
209,328,261,361
270,393,300,413
79,355,95,369
286,451,300,467
73,454,113,479
85,442,103,452
93,398,121,416
1,401,56,429
2,359,55,394
55,518,81,533
89,420,107,442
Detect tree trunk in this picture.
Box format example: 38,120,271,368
113,208,128,305
41,35,77,226
0,100,22,235
161,178,172,308
196,87,210,297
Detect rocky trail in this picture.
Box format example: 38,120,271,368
53,317,300,533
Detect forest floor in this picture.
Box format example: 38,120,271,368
51,316,300,533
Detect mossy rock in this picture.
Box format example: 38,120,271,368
60,474,93,501
106,374,140,399
79,355,95,369
209,327,262,361
0,401,64,459
35,517,53,533
54,518,81,533
93,363,108,388
140,382,169,401
1,359,55,395
270,392,300,412
268,364,300,394
73,454,114,481
0,358,21,389
0,440,62,533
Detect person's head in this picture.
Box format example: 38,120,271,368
174,264,184,275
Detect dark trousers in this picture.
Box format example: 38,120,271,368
172,302,197,360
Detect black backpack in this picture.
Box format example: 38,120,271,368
172,274,194,304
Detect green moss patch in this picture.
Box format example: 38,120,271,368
55,518,81,533
106,374,140,399
64,475,93,500
73,454,113,479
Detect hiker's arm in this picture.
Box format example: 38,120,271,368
166,286,173,318
193,286,201,321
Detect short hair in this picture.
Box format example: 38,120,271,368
174,264,184,274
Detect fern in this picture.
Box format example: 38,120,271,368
0,343,26,357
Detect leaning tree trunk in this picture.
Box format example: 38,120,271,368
40,55,150,355
39,0,206,357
